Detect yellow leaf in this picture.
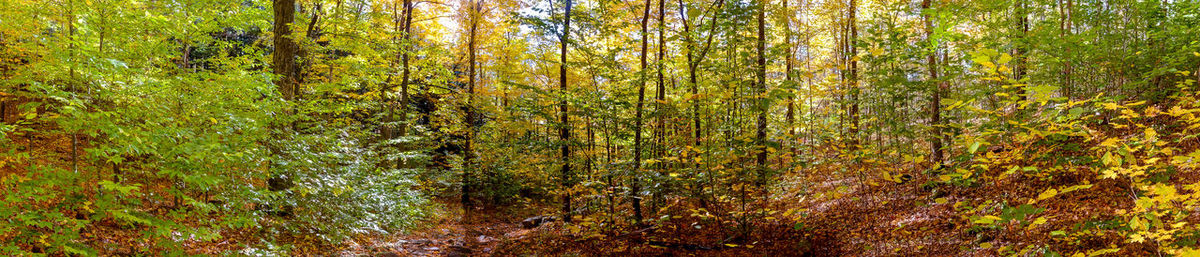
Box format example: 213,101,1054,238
975,215,1002,224
980,242,993,249
869,46,884,56
935,198,948,204
997,53,1012,65
1027,217,1047,230
1130,233,1146,243
1099,138,1119,148
1037,189,1058,201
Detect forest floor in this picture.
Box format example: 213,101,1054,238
330,173,993,256
335,154,1162,256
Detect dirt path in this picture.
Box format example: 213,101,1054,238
339,201,547,257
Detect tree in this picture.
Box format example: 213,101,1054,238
558,0,574,223
1014,0,1028,103
847,0,859,151
269,0,299,215
923,0,943,164
754,0,768,180
631,0,652,226
463,0,483,214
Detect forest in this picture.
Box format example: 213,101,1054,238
2,0,1200,256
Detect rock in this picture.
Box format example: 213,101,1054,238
521,215,558,229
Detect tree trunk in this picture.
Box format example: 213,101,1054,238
269,0,299,213
754,0,768,180
559,0,574,223
463,0,481,214
632,0,652,226
847,0,859,151
651,0,666,216
1060,0,1072,100
783,0,795,159
1015,0,1029,102
922,0,943,164
400,0,414,138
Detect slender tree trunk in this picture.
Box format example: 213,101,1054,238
1015,0,1029,102
1060,0,1073,100
837,15,845,141
559,0,574,223
804,0,813,152
750,0,769,238
67,1,79,176
632,0,652,226
783,0,795,159
754,0,768,181
651,0,667,215
463,0,481,214
847,0,859,151
922,0,943,164
400,0,413,138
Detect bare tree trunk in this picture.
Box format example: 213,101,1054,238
463,0,481,215
754,0,768,180
1015,0,1029,102
400,0,414,138
847,0,859,151
1060,0,1073,100
922,0,943,164
559,0,574,223
631,0,652,226
649,0,669,216
783,0,795,159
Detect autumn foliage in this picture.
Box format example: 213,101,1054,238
3,0,1200,256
